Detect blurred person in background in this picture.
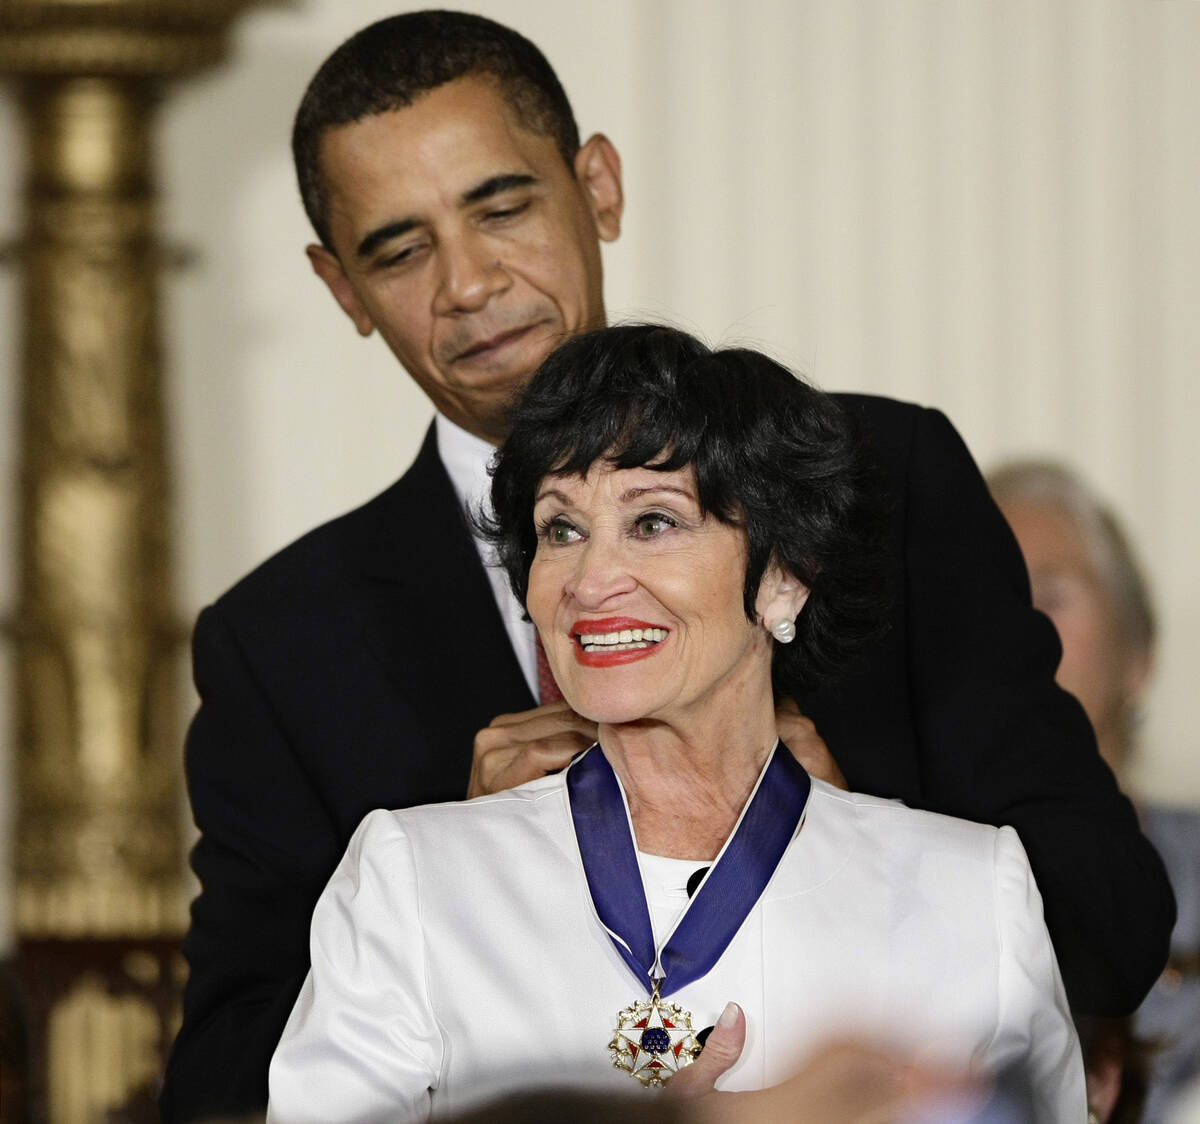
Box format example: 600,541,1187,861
990,460,1200,1124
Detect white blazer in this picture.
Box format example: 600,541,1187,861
267,774,1085,1122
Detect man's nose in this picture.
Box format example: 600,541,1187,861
433,232,510,314
564,536,636,608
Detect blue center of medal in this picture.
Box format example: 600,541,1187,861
640,1027,671,1055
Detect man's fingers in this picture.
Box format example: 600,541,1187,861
469,704,599,797
775,697,847,790
485,737,587,781
477,706,598,746
467,731,595,798
487,701,573,728
486,701,592,730
669,1002,745,1099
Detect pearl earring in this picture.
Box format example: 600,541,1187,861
770,618,796,644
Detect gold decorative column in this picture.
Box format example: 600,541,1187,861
0,3,267,1121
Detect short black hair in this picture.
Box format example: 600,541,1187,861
485,324,888,695
293,10,581,249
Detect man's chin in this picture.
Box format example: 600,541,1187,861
438,381,528,444
447,319,568,380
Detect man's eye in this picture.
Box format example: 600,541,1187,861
485,201,530,222
377,242,427,269
634,514,675,538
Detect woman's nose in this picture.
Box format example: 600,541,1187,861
564,537,636,608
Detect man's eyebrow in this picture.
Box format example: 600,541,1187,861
356,218,418,261
462,173,538,205
354,174,539,261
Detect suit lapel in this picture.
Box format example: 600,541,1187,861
356,424,536,771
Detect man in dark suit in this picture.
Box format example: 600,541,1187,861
160,11,1174,1122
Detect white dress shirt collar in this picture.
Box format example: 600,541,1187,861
435,413,538,700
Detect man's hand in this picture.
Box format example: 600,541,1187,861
776,698,847,790
468,702,598,798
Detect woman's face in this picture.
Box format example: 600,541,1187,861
527,462,792,727
999,498,1142,766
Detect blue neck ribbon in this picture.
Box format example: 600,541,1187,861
566,741,811,998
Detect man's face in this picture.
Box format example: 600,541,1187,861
308,76,623,444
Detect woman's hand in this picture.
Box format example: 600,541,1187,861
468,702,598,798
668,1002,748,1101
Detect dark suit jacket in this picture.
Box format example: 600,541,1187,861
160,396,1174,1122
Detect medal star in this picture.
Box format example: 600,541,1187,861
610,996,699,1086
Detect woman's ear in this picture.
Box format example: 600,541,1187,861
755,561,810,631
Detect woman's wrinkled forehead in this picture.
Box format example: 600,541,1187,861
534,458,698,505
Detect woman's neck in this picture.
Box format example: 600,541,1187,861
600,693,779,861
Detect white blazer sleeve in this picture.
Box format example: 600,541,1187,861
985,825,1087,1123
267,809,441,1124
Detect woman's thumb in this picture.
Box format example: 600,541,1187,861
669,1002,746,1098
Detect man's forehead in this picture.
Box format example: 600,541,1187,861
319,76,562,199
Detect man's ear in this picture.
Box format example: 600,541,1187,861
755,561,811,630
574,133,623,243
306,245,375,338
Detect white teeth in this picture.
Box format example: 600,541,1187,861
578,627,667,650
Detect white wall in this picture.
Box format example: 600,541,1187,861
2,0,1199,943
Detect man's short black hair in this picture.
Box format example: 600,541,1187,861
485,323,889,695
293,10,581,250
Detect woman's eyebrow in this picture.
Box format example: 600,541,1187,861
619,485,695,504
533,484,571,505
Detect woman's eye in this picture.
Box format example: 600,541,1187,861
634,514,674,538
544,519,581,544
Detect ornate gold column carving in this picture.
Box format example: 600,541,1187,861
15,72,180,940
0,3,268,1119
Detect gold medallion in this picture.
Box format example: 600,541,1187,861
609,986,701,1087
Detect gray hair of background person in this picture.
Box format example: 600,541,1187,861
483,322,889,696
291,9,580,249
987,459,1156,662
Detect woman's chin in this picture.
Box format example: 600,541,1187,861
564,689,658,728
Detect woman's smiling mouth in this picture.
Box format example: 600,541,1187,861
571,618,670,666
577,626,668,652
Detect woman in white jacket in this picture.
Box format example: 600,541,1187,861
268,325,1085,1123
